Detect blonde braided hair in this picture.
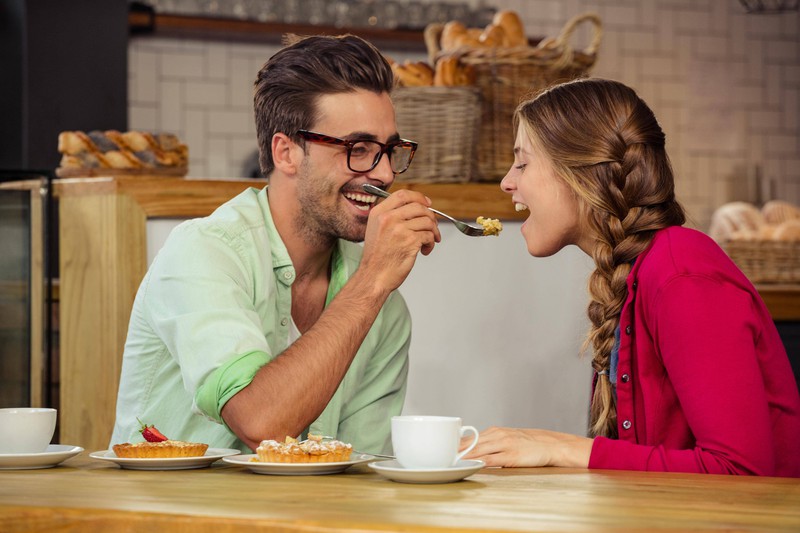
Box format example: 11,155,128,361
516,79,686,438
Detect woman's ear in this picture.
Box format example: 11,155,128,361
271,132,302,175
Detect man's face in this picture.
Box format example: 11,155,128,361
294,89,399,245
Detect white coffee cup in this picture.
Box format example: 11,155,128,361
391,415,479,469
0,408,57,454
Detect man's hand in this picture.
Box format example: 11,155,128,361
360,189,441,292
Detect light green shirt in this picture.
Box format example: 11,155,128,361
110,187,410,454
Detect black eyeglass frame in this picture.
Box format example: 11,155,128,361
296,129,418,174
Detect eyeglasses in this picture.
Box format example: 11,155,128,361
296,130,417,174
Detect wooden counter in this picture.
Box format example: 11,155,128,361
4,453,800,532
53,176,522,451
2,453,800,532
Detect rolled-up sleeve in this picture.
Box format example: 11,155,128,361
143,221,274,422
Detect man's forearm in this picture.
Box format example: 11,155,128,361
221,269,392,449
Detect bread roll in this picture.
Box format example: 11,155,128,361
441,20,468,51
423,23,444,63
708,201,765,242
762,200,800,225
466,28,484,40
774,219,800,241
454,62,476,86
434,57,457,86
393,61,434,87
479,23,508,47
493,10,527,47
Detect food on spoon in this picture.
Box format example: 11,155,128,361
477,216,503,236
111,419,209,458
254,434,352,463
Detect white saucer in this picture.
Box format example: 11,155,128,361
0,444,84,470
223,453,377,475
89,448,240,470
368,459,485,484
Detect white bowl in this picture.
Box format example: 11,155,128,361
0,408,57,454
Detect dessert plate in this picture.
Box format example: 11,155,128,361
0,444,84,470
223,453,376,475
368,459,485,484
89,448,240,470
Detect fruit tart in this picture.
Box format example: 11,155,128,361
112,419,208,458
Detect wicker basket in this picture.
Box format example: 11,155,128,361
428,13,603,181
393,86,481,183
724,240,800,283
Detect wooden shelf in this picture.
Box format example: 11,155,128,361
756,284,800,321
54,176,524,221
129,11,427,51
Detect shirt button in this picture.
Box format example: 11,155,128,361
622,420,632,430
625,325,631,335
280,318,288,326
632,281,638,290
621,373,630,383
283,271,293,280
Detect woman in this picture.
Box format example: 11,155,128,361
466,78,800,476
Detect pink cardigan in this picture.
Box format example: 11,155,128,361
588,227,800,476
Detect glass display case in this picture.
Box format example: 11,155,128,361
0,171,56,410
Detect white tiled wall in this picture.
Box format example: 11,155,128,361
129,0,800,229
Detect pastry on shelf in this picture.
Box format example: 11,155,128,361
56,129,188,177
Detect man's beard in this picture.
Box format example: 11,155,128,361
294,160,368,247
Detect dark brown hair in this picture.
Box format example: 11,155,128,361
516,78,686,438
253,34,395,176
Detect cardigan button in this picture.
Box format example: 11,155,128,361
632,281,638,290
625,325,631,335
621,373,630,383
622,420,632,430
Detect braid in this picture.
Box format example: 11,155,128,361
517,78,686,438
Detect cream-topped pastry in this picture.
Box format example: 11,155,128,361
255,434,352,463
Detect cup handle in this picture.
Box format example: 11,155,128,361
454,425,479,464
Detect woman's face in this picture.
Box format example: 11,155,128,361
500,124,591,257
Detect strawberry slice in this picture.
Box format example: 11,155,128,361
137,417,168,442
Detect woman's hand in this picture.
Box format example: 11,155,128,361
461,426,593,468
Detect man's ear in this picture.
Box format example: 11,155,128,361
271,132,301,175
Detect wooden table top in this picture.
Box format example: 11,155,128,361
2,453,799,532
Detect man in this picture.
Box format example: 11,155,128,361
110,34,440,454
